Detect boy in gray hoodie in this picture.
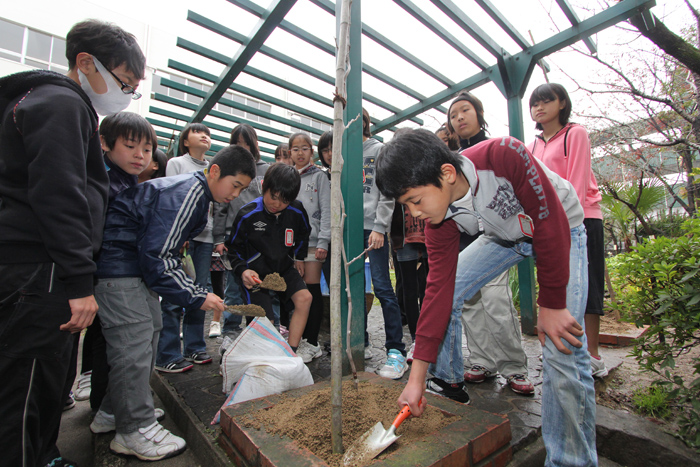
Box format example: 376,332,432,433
362,109,407,379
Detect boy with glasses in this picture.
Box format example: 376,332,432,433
0,19,145,467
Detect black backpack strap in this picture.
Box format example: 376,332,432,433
563,125,572,158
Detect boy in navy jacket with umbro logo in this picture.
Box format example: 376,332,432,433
227,162,312,354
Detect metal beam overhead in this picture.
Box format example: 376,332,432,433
159,79,323,136
362,23,454,89
430,0,504,59
556,0,598,54
530,0,652,63
227,0,448,112
188,0,296,124
150,104,286,150
186,10,424,125
475,0,551,73
393,0,490,70
373,69,493,134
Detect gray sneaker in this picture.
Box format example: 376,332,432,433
90,408,165,434
296,339,322,363
110,421,186,461
590,355,609,378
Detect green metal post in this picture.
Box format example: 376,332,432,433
337,0,365,373
506,96,537,336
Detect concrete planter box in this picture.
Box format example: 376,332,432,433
219,372,512,467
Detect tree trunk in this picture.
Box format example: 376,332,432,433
330,0,353,454
628,12,700,76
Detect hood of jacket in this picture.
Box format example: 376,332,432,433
0,70,96,120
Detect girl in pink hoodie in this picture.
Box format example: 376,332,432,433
528,83,608,378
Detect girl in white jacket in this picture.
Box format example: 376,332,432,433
289,132,331,363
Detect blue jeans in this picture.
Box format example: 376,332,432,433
156,240,211,365
431,226,596,466
364,230,405,354
222,269,244,332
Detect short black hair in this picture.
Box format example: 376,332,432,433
317,131,332,168
376,129,462,200
209,145,256,180
447,91,488,135
230,123,261,161
66,19,146,80
99,112,157,151
262,162,300,204
178,123,211,156
529,83,572,131
274,143,289,161
362,108,372,138
151,148,168,179
435,124,459,151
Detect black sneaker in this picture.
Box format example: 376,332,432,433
185,351,213,365
155,359,194,373
426,377,471,404
63,391,76,411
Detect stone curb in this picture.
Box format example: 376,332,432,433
150,371,234,467
596,405,700,467
509,405,700,467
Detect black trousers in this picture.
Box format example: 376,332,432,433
0,263,74,467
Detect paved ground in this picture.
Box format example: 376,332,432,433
57,299,700,466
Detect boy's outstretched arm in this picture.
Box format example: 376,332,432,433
537,306,584,354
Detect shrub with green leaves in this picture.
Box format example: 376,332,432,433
610,218,700,449
632,385,671,419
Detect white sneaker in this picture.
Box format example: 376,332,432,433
74,371,92,401
296,339,322,363
208,321,222,338
110,421,186,461
364,346,372,360
377,349,408,380
590,355,609,378
406,343,414,364
90,408,166,434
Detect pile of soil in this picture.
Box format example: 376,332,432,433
261,272,287,292
242,380,456,466
225,304,265,317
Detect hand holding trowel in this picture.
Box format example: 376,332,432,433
342,403,417,466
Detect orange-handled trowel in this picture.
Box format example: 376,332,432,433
342,405,412,466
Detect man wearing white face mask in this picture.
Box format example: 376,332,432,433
0,19,145,467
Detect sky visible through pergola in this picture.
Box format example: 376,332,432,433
138,0,676,158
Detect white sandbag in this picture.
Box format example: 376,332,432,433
212,317,314,425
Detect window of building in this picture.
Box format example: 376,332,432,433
290,114,331,134
0,18,69,71
154,73,272,125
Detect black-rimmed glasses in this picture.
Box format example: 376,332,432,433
105,67,142,100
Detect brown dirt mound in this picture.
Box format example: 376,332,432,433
225,304,266,317
242,380,455,466
261,272,287,292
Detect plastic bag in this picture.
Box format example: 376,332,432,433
211,317,314,425
182,248,196,279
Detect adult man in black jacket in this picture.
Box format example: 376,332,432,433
0,19,145,466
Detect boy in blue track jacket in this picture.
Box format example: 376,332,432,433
227,162,312,354
92,145,255,461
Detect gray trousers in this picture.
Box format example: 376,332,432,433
96,277,163,434
462,270,528,377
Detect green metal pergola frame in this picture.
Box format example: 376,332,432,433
147,0,656,372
